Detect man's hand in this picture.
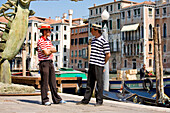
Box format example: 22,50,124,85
42,46,56,56
50,46,57,53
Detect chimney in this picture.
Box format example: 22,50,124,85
55,16,60,21
94,4,96,7
68,9,73,27
80,19,83,25
114,0,116,2
62,13,67,19
49,17,51,20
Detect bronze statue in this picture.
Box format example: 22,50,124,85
0,0,34,83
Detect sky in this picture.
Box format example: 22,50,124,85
0,0,152,20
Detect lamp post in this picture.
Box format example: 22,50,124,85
101,9,110,91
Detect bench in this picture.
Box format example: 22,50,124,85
12,76,82,93
56,77,82,93
12,76,41,89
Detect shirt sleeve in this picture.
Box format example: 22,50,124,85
38,39,47,51
103,41,110,54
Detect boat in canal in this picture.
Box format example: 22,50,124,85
55,68,87,79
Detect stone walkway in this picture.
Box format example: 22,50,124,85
0,93,170,113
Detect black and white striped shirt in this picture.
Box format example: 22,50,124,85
89,35,110,67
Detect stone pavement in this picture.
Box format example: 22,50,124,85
0,93,170,113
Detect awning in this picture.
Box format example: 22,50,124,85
121,23,139,32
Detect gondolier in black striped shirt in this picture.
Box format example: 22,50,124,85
77,24,111,106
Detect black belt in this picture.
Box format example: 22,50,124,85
40,60,53,63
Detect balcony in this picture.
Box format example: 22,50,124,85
82,55,88,59
149,14,153,18
162,13,167,18
155,14,160,18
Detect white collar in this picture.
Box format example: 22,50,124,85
94,35,103,40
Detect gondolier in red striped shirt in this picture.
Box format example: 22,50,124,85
37,24,65,106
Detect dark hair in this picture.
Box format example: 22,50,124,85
40,29,50,35
90,28,102,35
40,29,44,35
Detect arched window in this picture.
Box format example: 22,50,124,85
124,45,126,54
134,44,136,55
51,34,53,41
164,44,166,52
141,26,144,38
112,59,116,69
78,60,82,69
131,44,133,55
138,26,140,39
127,44,130,55
149,24,152,38
17,60,21,68
163,23,167,38
112,40,114,51
137,43,139,55
34,32,36,41
56,33,58,40
117,39,119,51
141,43,143,52
149,44,152,53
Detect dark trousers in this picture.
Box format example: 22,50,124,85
82,64,104,104
39,60,62,104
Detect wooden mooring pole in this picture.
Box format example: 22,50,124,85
158,27,164,102
153,27,160,103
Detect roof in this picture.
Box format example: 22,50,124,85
72,18,83,21
122,1,155,9
88,0,137,9
29,16,79,25
29,16,57,24
0,17,8,23
71,23,88,28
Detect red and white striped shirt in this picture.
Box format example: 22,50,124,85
37,36,53,61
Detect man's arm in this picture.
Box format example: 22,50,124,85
146,70,149,73
42,46,56,56
105,52,111,64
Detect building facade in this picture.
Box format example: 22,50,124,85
9,10,82,71
69,24,88,72
155,0,170,72
121,1,156,71
27,12,81,71
88,0,137,72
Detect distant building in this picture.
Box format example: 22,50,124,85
155,0,170,72
120,1,156,71
0,10,83,71
69,24,88,72
88,0,137,72
26,10,82,71
88,0,170,72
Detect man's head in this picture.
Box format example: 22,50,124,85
39,24,53,37
90,24,103,36
143,64,146,69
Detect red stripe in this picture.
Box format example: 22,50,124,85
37,37,53,61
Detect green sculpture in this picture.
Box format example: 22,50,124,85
0,0,35,83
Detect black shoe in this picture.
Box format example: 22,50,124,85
76,101,88,105
94,103,103,106
43,102,51,106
